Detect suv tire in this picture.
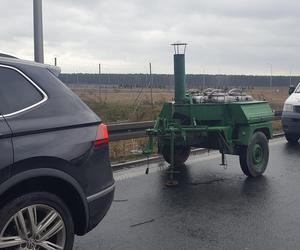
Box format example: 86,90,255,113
0,192,74,250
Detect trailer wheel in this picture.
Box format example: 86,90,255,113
285,133,300,144
239,131,269,177
161,143,191,165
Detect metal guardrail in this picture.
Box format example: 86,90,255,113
108,111,283,141
273,110,282,120
108,121,155,141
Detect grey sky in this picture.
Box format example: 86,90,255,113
0,0,299,75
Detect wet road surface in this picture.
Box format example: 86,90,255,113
74,138,300,250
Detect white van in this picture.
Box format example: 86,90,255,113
282,82,300,143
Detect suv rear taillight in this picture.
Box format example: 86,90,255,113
94,123,109,146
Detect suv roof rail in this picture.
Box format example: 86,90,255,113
0,53,18,59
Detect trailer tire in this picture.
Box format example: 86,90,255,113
239,131,269,177
161,143,191,166
285,133,300,144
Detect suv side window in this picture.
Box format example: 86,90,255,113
0,66,44,115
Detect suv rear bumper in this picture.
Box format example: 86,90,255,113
86,183,115,232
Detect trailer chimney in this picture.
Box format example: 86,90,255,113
172,43,187,103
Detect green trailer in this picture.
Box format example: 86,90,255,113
144,43,274,185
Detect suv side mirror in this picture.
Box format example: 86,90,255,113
289,86,295,95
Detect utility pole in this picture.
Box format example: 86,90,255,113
33,0,44,63
149,62,154,116
98,63,102,101
267,63,272,88
98,63,101,84
202,69,206,90
289,67,292,86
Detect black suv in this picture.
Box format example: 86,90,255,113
0,55,115,249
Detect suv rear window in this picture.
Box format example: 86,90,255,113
0,66,44,115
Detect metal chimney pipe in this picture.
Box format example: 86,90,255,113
33,0,44,63
172,43,187,103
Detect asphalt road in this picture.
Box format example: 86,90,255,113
74,137,300,250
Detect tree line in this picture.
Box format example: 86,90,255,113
59,73,300,88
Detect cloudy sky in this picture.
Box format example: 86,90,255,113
0,0,299,75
